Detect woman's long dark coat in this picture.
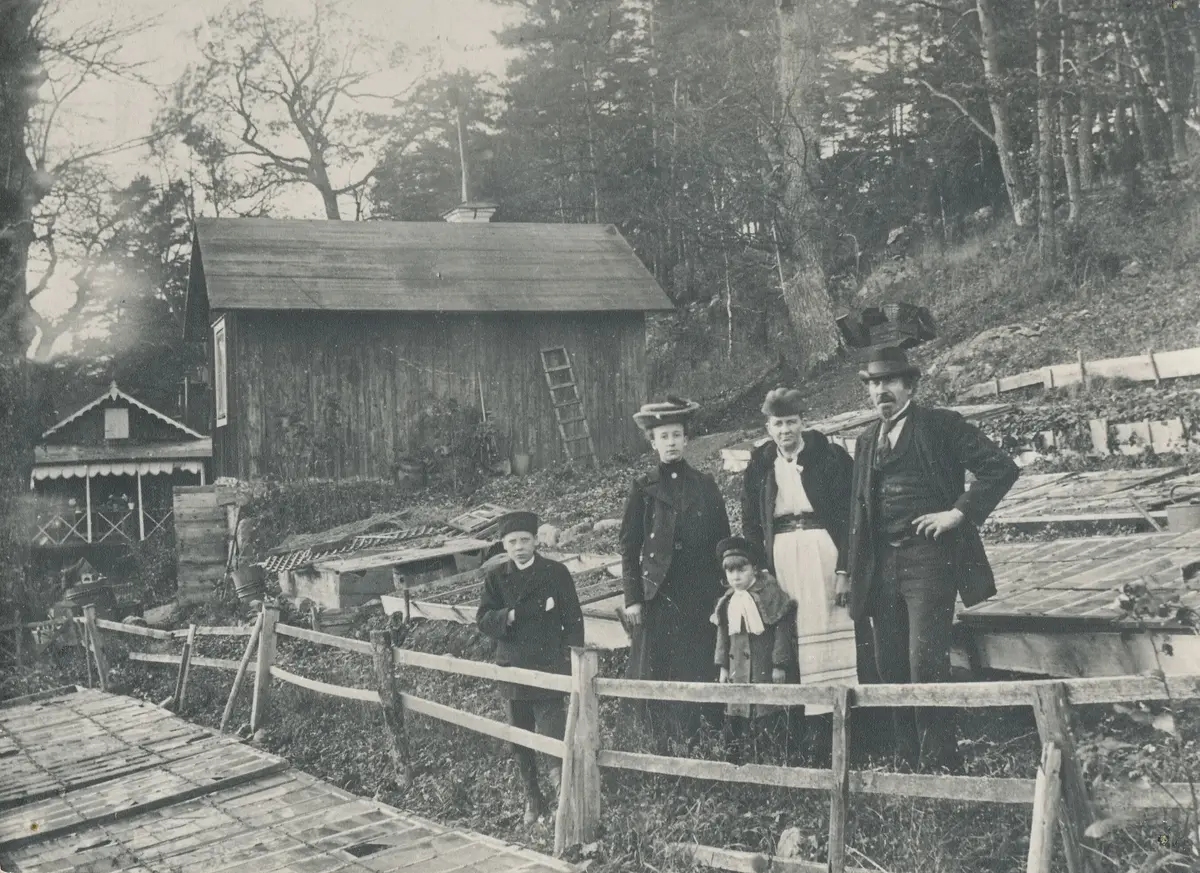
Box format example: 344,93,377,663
619,459,731,685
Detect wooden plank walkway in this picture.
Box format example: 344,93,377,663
0,688,573,873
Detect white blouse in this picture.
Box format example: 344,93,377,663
773,452,815,516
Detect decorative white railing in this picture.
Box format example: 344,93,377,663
32,508,173,546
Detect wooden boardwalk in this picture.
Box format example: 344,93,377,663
0,687,573,873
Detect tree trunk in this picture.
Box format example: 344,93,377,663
317,182,342,220
978,0,1033,226
1074,23,1095,189
1113,102,1139,206
1132,91,1157,165
1156,9,1189,158
0,0,39,349
1058,0,1081,224
774,0,836,368
1189,27,1200,121
648,0,658,169
1036,0,1056,256
1122,21,1200,143
582,56,601,224
0,0,40,609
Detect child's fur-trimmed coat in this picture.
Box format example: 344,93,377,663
712,569,798,719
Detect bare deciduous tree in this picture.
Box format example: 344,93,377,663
11,1,164,361
165,0,404,220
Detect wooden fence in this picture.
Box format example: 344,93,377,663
960,345,1200,400
59,606,1200,873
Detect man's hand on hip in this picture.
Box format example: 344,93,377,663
913,508,965,539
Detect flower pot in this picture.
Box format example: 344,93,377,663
231,565,266,604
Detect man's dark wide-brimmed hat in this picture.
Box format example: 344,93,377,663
858,345,921,382
633,396,700,430
762,387,804,418
496,510,539,538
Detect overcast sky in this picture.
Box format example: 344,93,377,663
32,0,518,328
60,0,515,172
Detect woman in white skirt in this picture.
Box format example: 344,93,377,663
741,387,876,758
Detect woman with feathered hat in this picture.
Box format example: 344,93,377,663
740,386,867,758
619,396,731,745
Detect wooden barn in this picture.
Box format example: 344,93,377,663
183,209,674,481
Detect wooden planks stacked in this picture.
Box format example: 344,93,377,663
172,485,227,605
446,503,512,540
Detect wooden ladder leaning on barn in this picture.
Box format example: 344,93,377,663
540,347,598,469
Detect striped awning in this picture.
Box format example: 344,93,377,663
31,460,206,483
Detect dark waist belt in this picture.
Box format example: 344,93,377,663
773,513,822,534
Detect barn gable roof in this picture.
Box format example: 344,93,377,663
184,217,673,338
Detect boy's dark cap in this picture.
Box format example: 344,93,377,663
496,510,539,538
715,536,760,565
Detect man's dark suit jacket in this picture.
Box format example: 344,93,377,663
843,404,1020,622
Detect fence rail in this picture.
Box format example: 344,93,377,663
960,344,1200,399
58,609,1200,873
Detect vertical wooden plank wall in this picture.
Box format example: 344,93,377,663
172,485,227,605
233,310,649,481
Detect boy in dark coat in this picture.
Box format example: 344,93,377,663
711,536,798,763
476,510,585,825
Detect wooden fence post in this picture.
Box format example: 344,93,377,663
1027,741,1063,873
827,686,852,873
173,625,198,713
221,612,264,733
250,605,279,733
80,619,94,688
371,629,413,788
1032,683,1097,873
82,606,108,692
14,610,22,668
555,646,601,858
1077,350,1087,389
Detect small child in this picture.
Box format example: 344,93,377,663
476,510,584,826
711,536,799,763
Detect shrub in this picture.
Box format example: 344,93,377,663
241,479,418,561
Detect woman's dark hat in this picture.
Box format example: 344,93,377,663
761,387,804,418
496,510,539,538
858,345,921,382
632,396,700,430
715,536,761,566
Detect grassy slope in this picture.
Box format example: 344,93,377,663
758,183,1200,425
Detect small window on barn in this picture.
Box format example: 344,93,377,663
104,407,129,440
213,317,228,428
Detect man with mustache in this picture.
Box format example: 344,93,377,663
841,346,1018,773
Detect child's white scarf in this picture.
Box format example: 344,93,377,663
725,589,765,635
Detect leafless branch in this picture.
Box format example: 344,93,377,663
905,0,969,14
913,77,996,141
